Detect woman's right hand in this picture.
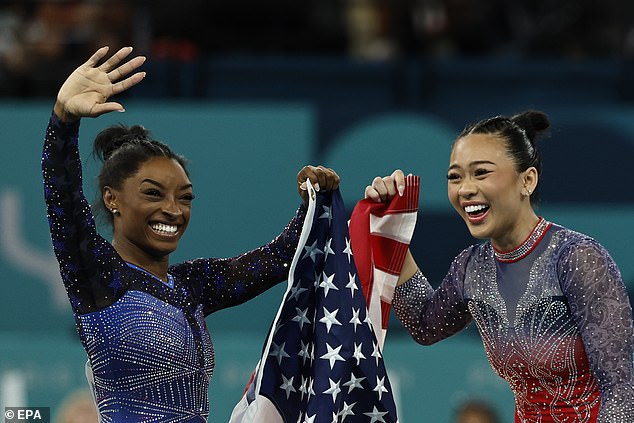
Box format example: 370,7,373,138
297,165,340,205
54,46,146,123
365,169,420,284
364,169,407,202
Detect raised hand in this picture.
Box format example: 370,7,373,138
54,46,146,122
364,169,406,202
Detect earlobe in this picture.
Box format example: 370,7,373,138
522,167,538,196
103,186,119,215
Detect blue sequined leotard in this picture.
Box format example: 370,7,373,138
393,218,634,422
42,113,305,422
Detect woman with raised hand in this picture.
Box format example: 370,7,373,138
43,46,339,421
365,110,634,422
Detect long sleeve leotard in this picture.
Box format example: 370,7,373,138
42,113,305,422
393,219,634,422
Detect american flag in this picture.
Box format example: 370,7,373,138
230,185,399,423
349,174,420,348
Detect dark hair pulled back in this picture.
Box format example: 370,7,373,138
457,109,550,203
93,124,189,225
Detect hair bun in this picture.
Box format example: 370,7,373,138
511,110,550,143
93,124,151,161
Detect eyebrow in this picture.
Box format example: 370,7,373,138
448,160,496,171
141,178,193,190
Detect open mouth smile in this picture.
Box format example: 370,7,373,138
463,203,490,222
150,222,179,237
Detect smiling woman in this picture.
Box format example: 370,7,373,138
42,46,340,421
446,114,544,252
91,124,195,273
364,110,634,422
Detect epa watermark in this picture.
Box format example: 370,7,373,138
4,408,50,423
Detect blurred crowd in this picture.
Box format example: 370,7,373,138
0,0,135,96
1,0,634,97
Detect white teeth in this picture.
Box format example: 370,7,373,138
464,204,488,213
151,223,177,234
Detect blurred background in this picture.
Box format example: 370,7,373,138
1,0,634,422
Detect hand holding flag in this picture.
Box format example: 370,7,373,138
230,181,404,423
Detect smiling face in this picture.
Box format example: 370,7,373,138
104,156,194,264
447,133,538,250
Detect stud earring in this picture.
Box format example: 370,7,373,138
110,208,120,215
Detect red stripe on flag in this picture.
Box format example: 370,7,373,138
381,300,391,330
370,235,408,276
349,175,420,340
349,201,374,304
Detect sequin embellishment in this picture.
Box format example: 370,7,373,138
493,217,551,263
392,225,634,422
42,112,306,421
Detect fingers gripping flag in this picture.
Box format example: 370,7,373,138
349,175,420,349
230,184,399,423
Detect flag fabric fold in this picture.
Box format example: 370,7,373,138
229,184,399,423
349,174,420,348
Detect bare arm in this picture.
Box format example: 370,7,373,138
398,249,419,286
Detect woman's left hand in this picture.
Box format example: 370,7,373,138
297,165,340,204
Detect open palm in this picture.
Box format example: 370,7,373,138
55,46,146,122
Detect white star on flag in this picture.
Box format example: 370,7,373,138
269,342,290,365
319,272,338,297
319,204,333,225
364,406,389,423
323,237,335,260
298,340,311,365
299,376,308,400
339,401,356,421
373,376,389,401
280,375,296,399
342,237,353,263
323,378,342,402
320,343,345,369
306,377,316,400
346,272,358,295
350,308,362,332
288,284,307,302
343,372,366,393
372,341,382,365
292,307,311,330
301,239,323,262
352,342,366,365
319,307,342,333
